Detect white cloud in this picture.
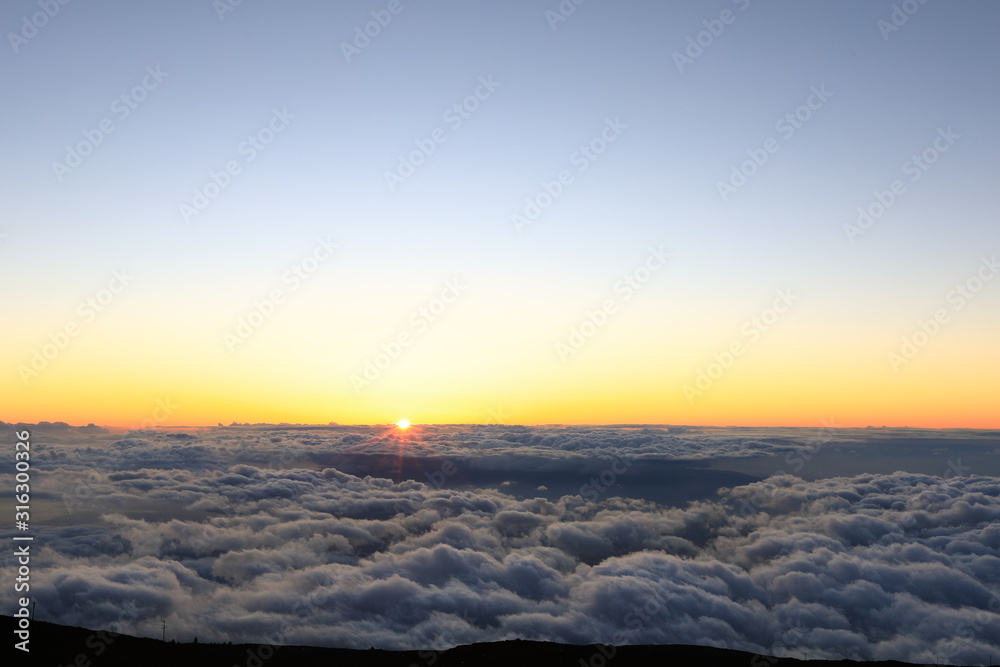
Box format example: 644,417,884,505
9,423,1000,664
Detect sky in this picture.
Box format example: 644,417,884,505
2,0,999,428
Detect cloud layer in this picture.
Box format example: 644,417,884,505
9,424,1000,664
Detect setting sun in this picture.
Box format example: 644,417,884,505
396,419,411,430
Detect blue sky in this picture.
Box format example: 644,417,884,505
3,0,999,426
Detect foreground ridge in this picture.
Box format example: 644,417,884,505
4,616,948,667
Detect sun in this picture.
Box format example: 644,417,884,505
396,419,411,430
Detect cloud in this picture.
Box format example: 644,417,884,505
10,424,1000,663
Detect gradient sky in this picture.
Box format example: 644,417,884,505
3,0,998,428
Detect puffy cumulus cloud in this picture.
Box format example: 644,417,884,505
11,448,999,666
33,556,208,632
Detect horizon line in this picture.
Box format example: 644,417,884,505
5,420,998,431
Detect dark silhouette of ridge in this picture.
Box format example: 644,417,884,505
5,615,957,666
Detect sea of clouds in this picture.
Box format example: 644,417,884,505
6,422,999,664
